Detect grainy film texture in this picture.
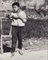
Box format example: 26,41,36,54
0,0,48,60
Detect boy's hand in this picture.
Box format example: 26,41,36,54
6,14,10,19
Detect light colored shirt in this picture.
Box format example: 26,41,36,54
10,10,27,26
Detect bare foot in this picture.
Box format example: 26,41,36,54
18,50,23,55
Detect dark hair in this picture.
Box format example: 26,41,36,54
12,2,20,8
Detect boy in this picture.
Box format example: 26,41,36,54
9,2,27,56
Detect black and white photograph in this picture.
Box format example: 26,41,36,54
0,0,48,60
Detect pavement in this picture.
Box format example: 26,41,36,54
0,50,48,60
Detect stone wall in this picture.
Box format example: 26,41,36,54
0,0,46,11
0,0,14,11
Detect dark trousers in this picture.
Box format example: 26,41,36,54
11,26,23,52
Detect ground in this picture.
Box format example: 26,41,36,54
0,37,48,60
0,50,48,60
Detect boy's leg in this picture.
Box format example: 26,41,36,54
18,27,23,49
17,27,24,55
11,26,18,53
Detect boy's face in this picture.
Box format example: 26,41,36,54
13,5,19,12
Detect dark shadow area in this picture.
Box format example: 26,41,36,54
3,44,12,52
22,19,48,39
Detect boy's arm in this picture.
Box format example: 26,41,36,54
18,11,27,23
6,13,13,20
